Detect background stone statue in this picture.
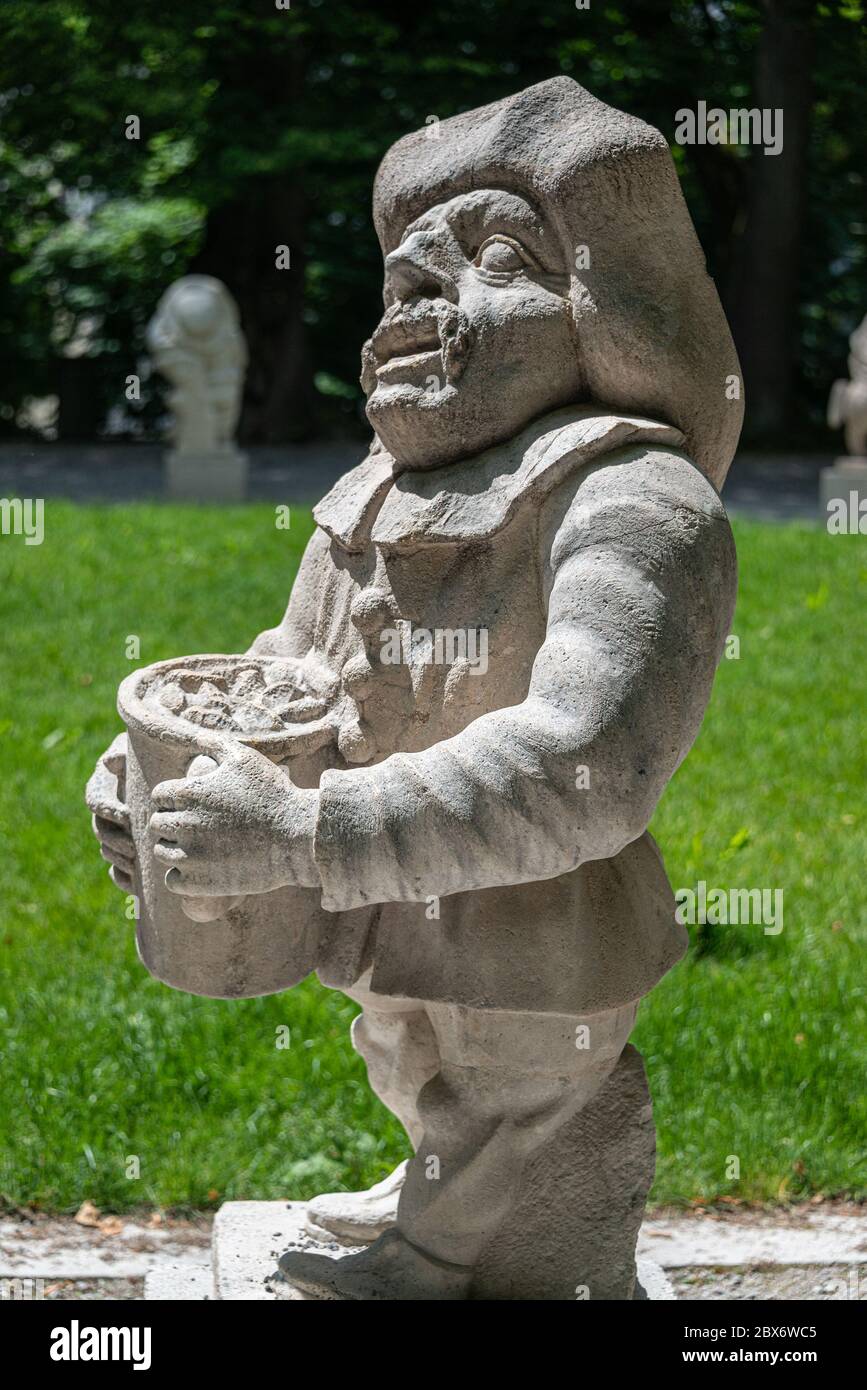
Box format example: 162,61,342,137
87,77,743,1299
827,313,867,457
820,311,867,525
146,274,248,499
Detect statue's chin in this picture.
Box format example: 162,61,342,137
365,381,472,470
367,382,560,472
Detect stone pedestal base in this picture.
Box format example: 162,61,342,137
164,450,248,502
144,1201,675,1300
819,456,867,528
145,1046,675,1301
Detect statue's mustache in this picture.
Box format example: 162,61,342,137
361,299,475,393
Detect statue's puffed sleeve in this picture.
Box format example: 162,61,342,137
314,448,737,912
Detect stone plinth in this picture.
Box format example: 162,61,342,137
164,450,248,502
144,1199,675,1301
819,456,867,528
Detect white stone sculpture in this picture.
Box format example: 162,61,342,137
827,314,867,457
146,275,248,500
821,312,867,526
87,77,743,1300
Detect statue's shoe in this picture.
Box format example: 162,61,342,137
304,1159,407,1245
277,1228,470,1301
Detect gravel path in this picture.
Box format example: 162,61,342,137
7,1265,864,1301
2,1201,864,1300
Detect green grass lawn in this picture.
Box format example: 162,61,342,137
0,501,864,1213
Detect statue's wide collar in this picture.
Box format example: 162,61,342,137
313,406,684,552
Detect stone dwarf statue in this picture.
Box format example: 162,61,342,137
87,77,742,1299
146,275,247,456
827,313,867,456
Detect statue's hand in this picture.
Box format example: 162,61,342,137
85,732,136,894
149,744,320,899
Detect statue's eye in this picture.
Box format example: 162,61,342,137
474,236,527,273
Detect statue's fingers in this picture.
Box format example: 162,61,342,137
100,842,136,873
97,822,136,861
86,772,131,829
93,812,120,840
153,839,188,866
164,865,193,895
102,732,128,778
148,810,204,838
150,777,198,812
85,762,112,802
164,865,226,897
109,865,134,894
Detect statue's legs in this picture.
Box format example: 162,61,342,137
347,975,439,1148
305,971,439,1243
396,1000,638,1273
283,996,650,1299
469,1040,656,1299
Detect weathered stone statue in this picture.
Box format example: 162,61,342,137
87,78,742,1300
821,312,867,526
827,314,867,457
146,274,248,500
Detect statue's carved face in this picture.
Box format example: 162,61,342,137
362,189,581,468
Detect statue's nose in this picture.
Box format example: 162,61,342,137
384,232,454,306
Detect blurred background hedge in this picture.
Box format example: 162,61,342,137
0,0,865,447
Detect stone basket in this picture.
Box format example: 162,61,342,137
117,652,342,999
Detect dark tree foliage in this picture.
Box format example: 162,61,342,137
0,0,864,444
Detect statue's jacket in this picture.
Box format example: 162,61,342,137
254,407,737,1015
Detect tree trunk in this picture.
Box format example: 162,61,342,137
725,1,813,442
192,180,317,444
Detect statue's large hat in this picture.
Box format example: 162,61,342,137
373,77,742,487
